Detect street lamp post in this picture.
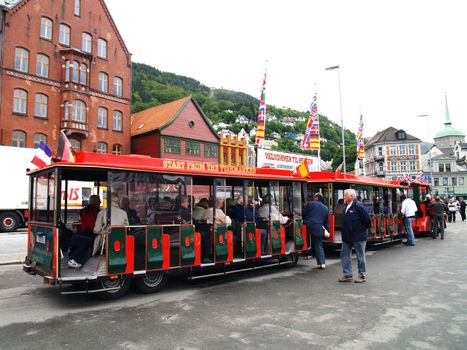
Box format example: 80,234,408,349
326,65,346,173
417,114,434,187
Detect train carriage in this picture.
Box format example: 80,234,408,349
23,152,308,299
305,171,408,247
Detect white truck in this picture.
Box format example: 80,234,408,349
0,145,36,232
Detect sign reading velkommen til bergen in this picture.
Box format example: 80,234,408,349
257,149,319,172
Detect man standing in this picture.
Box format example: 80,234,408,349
428,197,446,239
303,193,330,269
339,189,371,283
459,197,466,222
400,194,418,246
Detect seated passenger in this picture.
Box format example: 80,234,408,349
193,198,209,222
93,193,129,255
66,194,101,269
120,196,141,225
258,194,289,224
202,198,232,226
145,197,157,224
179,195,191,224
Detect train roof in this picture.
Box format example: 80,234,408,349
307,171,406,188
29,152,305,182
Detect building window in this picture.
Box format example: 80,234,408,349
389,145,396,156
112,144,122,155
452,177,457,186
97,38,107,59
74,0,80,16
204,143,218,158
445,163,451,172
97,107,108,128
460,177,464,186
390,160,397,172
12,130,26,147
113,110,122,131
82,32,92,53
80,63,87,84
63,101,69,120
113,77,123,97
398,145,406,156
15,47,29,72
36,54,49,78
396,130,406,140
69,139,81,152
72,61,79,83
186,140,200,156
71,100,86,123
65,60,70,81
400,160,407,172
40,17,53,40
34,94,48,118
59,24,71,46
34,134,47,148
442,177,448,186
434,178,439,187
409,159,416,171
164,138,181,154
98,72,108,93
378,163,384,172
408,144,415,155
13,89,27,114
97,142,107,154
377,146,383,157
438,163,445,172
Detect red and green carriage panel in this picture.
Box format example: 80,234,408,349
28,224,56,276
107,226,127,274
377,214,387,238
386,214,395,237
271,220,285,255
146,226,170,271
294,219,305,251
214,224,233,263
244,222,261,258
369,214,377,239
180,225,201,267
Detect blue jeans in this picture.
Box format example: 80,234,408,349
311,232,325,265
260,229,268,254
68,234,92,264
341,240,366,277
405,217,416,245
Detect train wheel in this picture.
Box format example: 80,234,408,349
0,212,21,232
281,252,299,268
135,272,168,294
97,278,131,300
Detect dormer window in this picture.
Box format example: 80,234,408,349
396,130,406,140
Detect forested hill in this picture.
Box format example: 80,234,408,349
131,62,356,170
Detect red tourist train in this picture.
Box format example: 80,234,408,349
23,152,431,299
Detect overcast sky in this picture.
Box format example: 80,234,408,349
106,0,467,141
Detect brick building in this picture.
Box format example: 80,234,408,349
131,96,220,163
365,127,422,179
0,0,131,154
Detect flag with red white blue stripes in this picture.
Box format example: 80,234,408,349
255,69,267,145
302,92,320,150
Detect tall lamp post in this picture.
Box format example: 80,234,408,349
417,114,434,187
326,65,346,173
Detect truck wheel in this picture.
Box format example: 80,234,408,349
96,278,131,300
135,272,168,294
0,212,21,232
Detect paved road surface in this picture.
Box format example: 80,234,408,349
0,222,466,349
0,229,27,262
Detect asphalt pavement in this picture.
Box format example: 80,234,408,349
0,228,27,264
0,222,466,349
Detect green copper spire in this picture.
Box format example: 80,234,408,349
444,93,452,126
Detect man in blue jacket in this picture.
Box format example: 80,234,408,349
339,188,371,283
303,193,330,269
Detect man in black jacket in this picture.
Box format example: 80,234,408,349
339,189,371,283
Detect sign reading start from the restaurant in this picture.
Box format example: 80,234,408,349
257,149,319,171
163,160,257,174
